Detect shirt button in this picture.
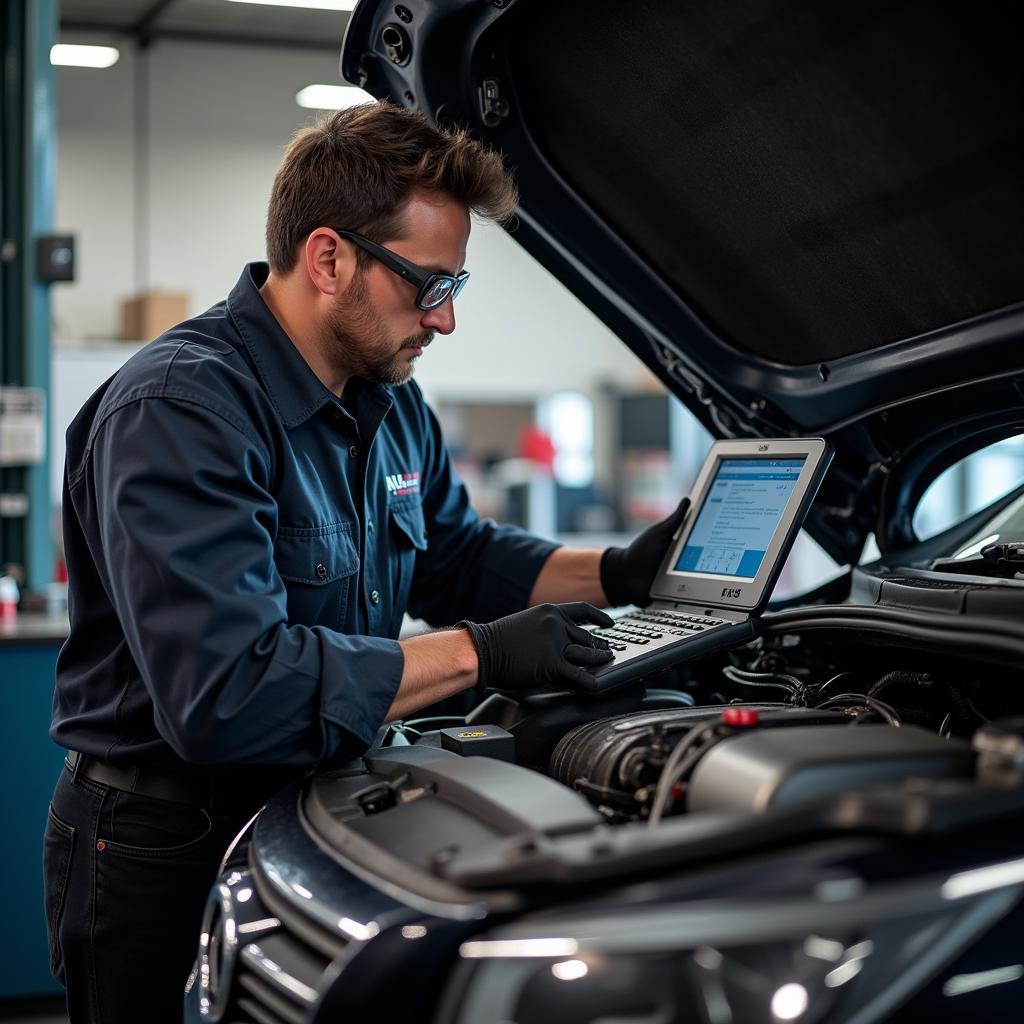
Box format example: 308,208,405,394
315,563,327,581
349,444,359,459
370,589,380,605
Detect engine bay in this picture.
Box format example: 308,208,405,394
390,626,1023,824
293,607,1024,902
293,542,1024,903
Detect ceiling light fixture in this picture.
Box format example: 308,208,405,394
50,44,120,68
224,1,359,11
296,84,374,110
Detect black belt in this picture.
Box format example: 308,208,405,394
65,750,304,811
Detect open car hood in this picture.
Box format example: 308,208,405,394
341,0,1024,563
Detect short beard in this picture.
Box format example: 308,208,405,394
324,272,432,387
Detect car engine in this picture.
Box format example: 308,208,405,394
393,619,1024,830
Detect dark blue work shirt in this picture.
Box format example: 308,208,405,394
52,263,558,770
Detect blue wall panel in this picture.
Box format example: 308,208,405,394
0,642,65,999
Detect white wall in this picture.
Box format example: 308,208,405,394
53,35,645,404
55,38,342,338
51,33,656,515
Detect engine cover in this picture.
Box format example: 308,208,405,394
687,723,975,813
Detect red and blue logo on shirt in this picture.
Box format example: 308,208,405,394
386,471,420,498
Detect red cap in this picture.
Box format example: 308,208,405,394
722,707,760,727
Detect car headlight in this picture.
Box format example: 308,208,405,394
437,858,1024,1024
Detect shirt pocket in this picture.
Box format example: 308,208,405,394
275,521,360,630
388,499,428,634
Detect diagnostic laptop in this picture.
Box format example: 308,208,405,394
580,438,832,694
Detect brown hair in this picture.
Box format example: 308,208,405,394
266,102,518,273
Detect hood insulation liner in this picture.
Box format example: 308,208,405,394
508,0,1022,365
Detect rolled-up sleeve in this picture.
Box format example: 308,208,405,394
407,401,559,626
75,392,402,764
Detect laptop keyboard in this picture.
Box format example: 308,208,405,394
592,609,730,653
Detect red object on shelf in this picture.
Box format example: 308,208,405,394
0,575,18,621
721,707,760,727
518,425,556,469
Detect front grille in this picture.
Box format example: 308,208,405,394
234,933,327,1024
221,860,350,1023
253,861,351,962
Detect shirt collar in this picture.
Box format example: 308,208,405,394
227,262,340,428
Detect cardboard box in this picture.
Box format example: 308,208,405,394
121,291,189,341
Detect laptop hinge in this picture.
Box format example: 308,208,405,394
651,600,749,623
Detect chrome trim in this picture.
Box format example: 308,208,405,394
196,883,239,1021
241,943,318,1004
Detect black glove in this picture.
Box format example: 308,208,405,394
600,497,690,607
460,602,615,691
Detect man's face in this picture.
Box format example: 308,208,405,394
323,190,470,387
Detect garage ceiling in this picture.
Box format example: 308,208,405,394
60,0,350,52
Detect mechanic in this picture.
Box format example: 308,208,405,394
43,102,688,1023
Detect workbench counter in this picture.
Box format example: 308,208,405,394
0,611,69,645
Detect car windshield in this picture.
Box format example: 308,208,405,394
946,490,1024,561
913,434,1024,540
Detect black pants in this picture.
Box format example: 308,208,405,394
43,765,255,1023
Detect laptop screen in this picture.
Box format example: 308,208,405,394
673,457,807,580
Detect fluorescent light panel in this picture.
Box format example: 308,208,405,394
224,1,359,11
50,44,120,68
296,84,373,110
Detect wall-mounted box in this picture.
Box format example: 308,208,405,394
120,291,188,341
36,234,75,283
0,388,46,466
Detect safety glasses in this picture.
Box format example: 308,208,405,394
336,229,470,311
